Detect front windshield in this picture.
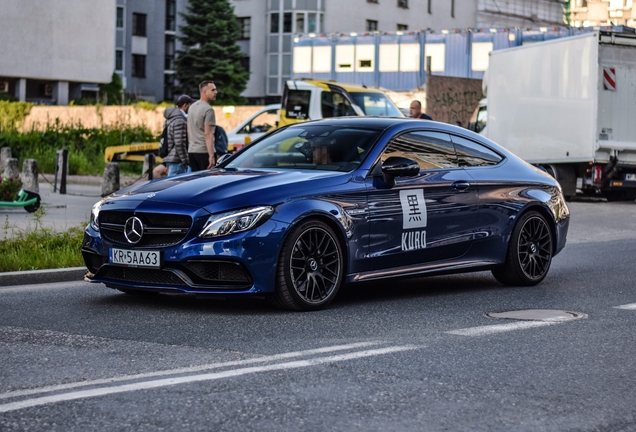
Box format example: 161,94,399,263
349,92,403,117
225,125,382,172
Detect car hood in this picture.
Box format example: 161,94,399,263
110,169,351,212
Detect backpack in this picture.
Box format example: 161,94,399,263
214,125,228,155
158,118,181,158
158,122,171,158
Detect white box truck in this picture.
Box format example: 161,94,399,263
484,29,636,200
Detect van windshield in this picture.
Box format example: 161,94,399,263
349,93,403,117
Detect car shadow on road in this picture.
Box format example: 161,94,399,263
88,271,508,315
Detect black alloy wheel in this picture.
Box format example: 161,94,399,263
270,219,344,311
492,210,554,286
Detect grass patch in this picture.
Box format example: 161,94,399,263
0,209,85,272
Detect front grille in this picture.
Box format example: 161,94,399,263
182,260,252,284
99,211,192,247
96,266,188,287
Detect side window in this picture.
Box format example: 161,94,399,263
450,135,503,167
321,92,357,118
382,131,457,170
284,90,311,120
239,109,279,134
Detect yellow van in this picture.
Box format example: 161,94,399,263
279,79,403,127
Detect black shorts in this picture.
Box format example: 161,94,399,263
188,153,209,171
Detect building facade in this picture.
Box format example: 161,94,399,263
570,0,636,27
0,0,116,105
0,0,568,105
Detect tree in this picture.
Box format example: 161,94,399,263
101,72,123,105
176,0,249,104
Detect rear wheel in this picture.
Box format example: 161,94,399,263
269,220,344,311
24,196,40,213
492,211,553,286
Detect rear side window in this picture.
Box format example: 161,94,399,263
450,135,503,167
382,131,457,170
284,90,311,119
321,92,357,118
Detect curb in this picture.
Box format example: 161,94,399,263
0,267,86,287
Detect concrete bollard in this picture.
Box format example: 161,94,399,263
143,153,156,180
101,162,120,197
21,159,39,193
3,157,19,179
1,147,11,172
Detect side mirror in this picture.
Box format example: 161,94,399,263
381,156,420,187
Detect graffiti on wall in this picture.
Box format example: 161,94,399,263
426,76,483,127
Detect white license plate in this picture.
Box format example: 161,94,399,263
625,173,636,181
109,248,161,268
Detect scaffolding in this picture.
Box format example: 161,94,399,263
477,0,568,27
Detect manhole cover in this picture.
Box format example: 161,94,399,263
486,309,586,322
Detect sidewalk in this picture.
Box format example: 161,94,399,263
0,174,138,287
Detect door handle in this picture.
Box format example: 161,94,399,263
452,181,471,191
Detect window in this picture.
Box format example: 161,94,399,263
349,93,402,117
165,35,175,70
166,0,176,31
397,24,408,31
308,13,317,32
132,54,146,77
116,7,124,28
382,132,457,170
428,0,432,14
398,0,408,8
132,13,147,36
283,12,292,33
284,90,311,119
450,135,502,166
237,17,251,39
270,13,279,33
240,56,250,73
367,0,379,2
115,50,123,71
451,0,455,17
366,20,378,31
164,73,175,101
321,92,357,118
295,13,305,33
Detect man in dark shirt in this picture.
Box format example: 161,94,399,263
409,100,432,120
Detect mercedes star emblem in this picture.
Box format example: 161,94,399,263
124,216,144,244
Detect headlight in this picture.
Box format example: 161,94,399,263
199,206,274,239
89,200,103,231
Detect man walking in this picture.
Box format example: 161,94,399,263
187,80,218,171
409,100,433,120
162,94,193,177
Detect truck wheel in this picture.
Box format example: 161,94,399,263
492,211,553,286
269,219,344,311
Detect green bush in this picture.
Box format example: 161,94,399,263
0,122,157,175
0,101,33,131
0,175,22,202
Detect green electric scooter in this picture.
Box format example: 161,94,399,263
0,189,41,213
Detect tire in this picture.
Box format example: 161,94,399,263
492,211,554,286
24,196,40,213
269,219,344,311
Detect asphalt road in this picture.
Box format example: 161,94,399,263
1,201,636,431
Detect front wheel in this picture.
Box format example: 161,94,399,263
492,211,554,286
270,220,344,311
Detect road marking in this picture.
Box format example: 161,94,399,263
614,303,636,310
0,345,419,413
446,320,562,336
0,341,380,401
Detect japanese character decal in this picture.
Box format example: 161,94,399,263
400,189,427,229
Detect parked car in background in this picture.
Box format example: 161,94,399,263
226,104,280,151
83,117,569,311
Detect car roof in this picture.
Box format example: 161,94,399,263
287,79,387,94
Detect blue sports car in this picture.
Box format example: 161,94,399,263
83,117,569,311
